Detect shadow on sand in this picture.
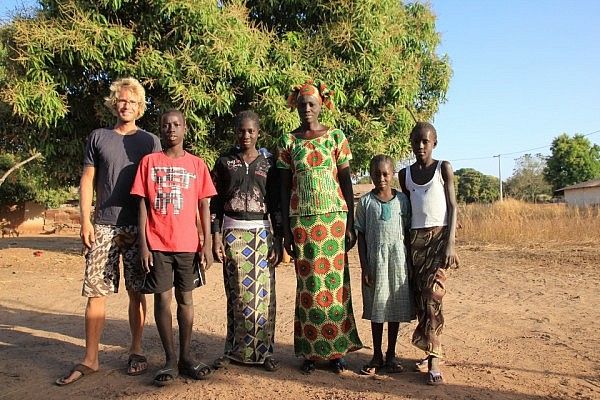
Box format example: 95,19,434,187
0,304,568,400
0,235,81,254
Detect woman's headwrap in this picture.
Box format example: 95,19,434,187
287,80,335,111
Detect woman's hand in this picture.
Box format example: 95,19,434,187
344,228,357,252
268,236,284,267
361,268,373,287
212,234,225,263
283,229,297,259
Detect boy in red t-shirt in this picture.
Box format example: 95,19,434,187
131,110,216,386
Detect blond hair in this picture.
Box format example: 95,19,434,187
104,77,146,119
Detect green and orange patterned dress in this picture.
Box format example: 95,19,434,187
277,128,363,360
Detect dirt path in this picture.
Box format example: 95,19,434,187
1,235,598,400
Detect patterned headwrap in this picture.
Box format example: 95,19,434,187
286,80,335,111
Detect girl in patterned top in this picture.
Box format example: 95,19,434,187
356,155,413,376
278,81,362,374
211,110,283,372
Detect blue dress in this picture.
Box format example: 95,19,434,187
355,190,413,323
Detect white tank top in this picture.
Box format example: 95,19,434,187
405,161,448,229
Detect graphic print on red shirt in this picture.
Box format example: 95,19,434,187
152,166,196,215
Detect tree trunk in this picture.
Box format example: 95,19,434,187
0,152,43,187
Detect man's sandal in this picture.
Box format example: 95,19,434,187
55,363,97,386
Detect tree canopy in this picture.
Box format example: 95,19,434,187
455,168,499,204
0,0,451,190
504,153,552,202
544,133,600,191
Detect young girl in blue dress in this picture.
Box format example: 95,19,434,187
356,155,413,375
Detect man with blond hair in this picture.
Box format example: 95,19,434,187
57,77,161,386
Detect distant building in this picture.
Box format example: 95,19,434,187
555,179,600,205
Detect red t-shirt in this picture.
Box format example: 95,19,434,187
131,152,217,252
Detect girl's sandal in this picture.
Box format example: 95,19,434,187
415,356,445,373
427,370,444,385
384,354,405,373
213,356,231,369
300,360,316,374
360,362,381,376
263,357,279,372
329,358,347,374
415,356,429,372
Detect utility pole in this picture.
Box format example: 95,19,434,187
493,154,503,201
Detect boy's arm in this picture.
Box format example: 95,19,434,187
137,197,152,273
337,162,356,251
209,163,225,263
398,168,410,198
199,198,213,269
79,166,96,249
441,161,459,268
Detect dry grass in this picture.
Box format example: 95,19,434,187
458,198,600,246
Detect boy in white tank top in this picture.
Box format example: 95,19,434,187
398,122,459,385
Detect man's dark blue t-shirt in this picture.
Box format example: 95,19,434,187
83,128,161,226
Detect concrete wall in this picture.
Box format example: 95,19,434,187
564,187,600,206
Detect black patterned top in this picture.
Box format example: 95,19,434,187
210,148,282,235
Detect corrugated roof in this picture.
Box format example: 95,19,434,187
556,179,600,192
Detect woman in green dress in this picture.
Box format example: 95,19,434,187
278,81,362,374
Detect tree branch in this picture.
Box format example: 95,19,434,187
0,152,43,188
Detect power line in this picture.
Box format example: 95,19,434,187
449,156,493,162
449,128,600,162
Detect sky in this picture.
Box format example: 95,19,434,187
1,0,599,180
429,0,600,178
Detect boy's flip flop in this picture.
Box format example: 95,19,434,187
55,363,97,386
153,366,178,387
179,361,212,380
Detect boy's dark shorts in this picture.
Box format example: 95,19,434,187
143,251,197,294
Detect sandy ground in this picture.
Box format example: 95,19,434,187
1,234,599,400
